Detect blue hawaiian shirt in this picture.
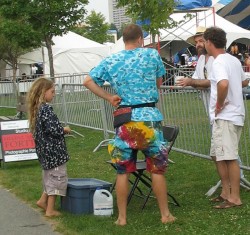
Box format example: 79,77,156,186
89,47,166,121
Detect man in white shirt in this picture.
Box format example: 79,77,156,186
176,26,213,114
177,26,248,195
204,26,245,209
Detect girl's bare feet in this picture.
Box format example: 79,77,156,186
45,210,61,217
161,213,176,224
36,200,47,211
115,218,127,226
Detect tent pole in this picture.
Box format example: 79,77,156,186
157,34,160,53
42,47,45,75
212,7,216,26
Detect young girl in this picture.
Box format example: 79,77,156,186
27,77,71,217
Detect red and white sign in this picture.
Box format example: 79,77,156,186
0,120,37,163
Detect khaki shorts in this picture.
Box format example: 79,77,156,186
210,120,242,161
42,163,68,196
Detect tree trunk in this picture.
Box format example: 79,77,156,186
11,57,19,108
152,34,157,50
152,34,160,53
152,34,156,45
42,46,45,75
12,57,18,89
45,36,55,80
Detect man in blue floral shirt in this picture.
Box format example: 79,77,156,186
83,24,175,225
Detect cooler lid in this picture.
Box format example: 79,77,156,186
67,178,112,189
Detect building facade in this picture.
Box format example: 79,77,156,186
109,0,131,29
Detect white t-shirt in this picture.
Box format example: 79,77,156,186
31,66,38,75
209,53,245,126
192,55,214,114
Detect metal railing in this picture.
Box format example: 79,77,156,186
1,74,250,174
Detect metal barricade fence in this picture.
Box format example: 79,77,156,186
1,74,249,173
58,83,106,131
163,67,195,86
158,86,211,158
0,81,17,108
0,73,87,112
58,83,250,172
0,73,72,81
158,86,250,172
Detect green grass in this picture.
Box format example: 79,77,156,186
0,108,250,235
0,107,17,116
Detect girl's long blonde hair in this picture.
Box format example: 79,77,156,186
26,77,54,133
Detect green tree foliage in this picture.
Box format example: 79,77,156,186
110,23,118,31
0,34,24,81
117,0,176,40
0,16,40,81
108,23,118,42
0,0,89,78
73,11,112,44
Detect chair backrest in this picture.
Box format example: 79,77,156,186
162,125,179,154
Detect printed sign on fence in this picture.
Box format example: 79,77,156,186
0,120,37,162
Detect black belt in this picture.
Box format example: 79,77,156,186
118,102,156,109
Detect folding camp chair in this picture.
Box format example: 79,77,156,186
107,124,180,209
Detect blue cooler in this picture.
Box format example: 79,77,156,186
61,178,112,215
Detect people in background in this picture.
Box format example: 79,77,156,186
244,53,250,72
21,73,27,81
230,44,243,63
204,27,246,209
31,64,38,79
83,24,175,225
27,77,71,217
36,63,44,76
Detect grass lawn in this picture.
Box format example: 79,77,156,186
0,108,249,235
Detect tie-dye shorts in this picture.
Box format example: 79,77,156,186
108,121,168,174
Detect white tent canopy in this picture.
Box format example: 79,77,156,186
148,11,250,60
110,37,125,54
155,12,250,47
18,31,110,75
110,11,250,60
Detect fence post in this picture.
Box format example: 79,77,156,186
93,98,112,152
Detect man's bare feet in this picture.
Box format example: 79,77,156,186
161,213,176,224
36,200,47,211
115,218,127,226
45,210,61,217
